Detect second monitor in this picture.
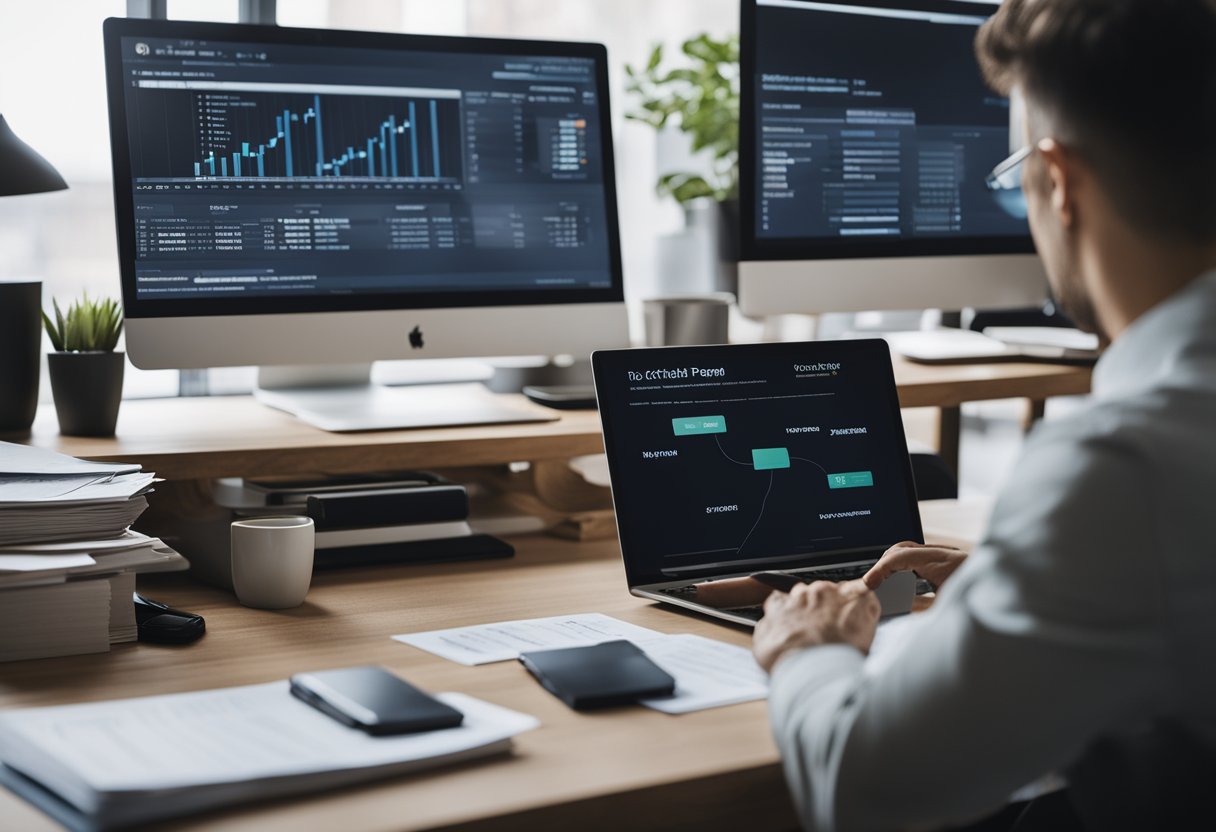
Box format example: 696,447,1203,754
738,0,1046,316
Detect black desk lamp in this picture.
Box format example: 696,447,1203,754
0,114,67,196
0,114,68,432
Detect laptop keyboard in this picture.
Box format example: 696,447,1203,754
661,563,875,622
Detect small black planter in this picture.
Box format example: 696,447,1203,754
47,351,124,437
0,280,42,433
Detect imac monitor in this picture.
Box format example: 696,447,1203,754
739,0,1048,316
102,18,627,430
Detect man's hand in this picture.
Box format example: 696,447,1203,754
753,579,881,673
862,540,968,593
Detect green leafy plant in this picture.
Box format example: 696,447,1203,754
625,33,740,205
42,295,124,353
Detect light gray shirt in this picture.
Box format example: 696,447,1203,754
769,272,1216,831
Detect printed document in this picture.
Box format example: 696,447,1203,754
393,613,664,666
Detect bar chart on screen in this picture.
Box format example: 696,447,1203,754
132,80,463,184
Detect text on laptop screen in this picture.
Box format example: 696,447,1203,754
594,341,921,585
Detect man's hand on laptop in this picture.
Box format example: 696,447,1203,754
753,580,881,673
863,541,967,593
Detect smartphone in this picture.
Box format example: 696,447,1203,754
289,666,463,736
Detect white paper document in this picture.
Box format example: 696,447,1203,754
0,472,155,505
637,634,769,714
393,613,665,666
0,682,538,828
0,553,96,572
0,441,142,477
0,531,156,555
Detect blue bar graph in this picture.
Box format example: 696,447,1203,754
430,100,440,179
313,94,324,177
282,110,293,177
409,101,419,178
194,93,455,181
389,115,398,177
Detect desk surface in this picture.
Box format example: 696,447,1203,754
18,356,1090,481
0,500,991,832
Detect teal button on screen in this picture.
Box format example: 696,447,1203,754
672,415,727,436
751,448,791,470
827,471,874,489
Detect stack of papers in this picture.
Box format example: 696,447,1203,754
0,681,538,830
394,614,770,714
0,442,155,547
0,442,187,662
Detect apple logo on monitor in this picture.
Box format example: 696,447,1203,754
409,326,424,349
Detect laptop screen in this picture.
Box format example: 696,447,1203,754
592,340,923,588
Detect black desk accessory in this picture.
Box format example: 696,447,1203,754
230,471,515,572
312,535,514,570
289,666,463,736
134,593,205,644
306,483,468,529
519,640,675,710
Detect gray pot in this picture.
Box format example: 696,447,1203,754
48,351,124,437
0,280,42,433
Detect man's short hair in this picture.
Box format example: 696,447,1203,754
976,0,1216,243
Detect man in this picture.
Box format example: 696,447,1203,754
752,1,1216,829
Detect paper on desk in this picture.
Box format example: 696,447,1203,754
0,553,96,572
0,531,156,555
637,634,769,714
0,682,538,805
393,613,665,666
0,441,142,477
0,472,155,505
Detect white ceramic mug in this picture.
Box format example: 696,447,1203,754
230,517,315,610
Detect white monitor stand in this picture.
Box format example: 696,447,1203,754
254,364,557,432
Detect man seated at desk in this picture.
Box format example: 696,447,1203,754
750,1,1216,830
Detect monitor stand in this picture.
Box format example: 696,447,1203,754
254,365,559,432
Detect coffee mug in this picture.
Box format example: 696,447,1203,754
230,517,315,610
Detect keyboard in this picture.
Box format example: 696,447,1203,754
660,563,875,622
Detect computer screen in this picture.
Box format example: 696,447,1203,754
593,340,922,586
741,0,1032,262
106,23,623,318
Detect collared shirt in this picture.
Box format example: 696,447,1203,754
769,271,1216,831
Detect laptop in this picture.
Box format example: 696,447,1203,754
591,339,922,627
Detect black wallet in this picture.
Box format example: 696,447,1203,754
518,640,676,710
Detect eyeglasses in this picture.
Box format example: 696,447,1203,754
985,145,1034,219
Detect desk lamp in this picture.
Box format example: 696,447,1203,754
0,114,68,432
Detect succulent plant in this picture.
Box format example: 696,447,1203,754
42,294,124,353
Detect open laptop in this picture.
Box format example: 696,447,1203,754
591,339,922,627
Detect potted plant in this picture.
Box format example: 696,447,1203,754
625,33,740,294
42,295,125,437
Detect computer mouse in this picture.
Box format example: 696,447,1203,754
134,593,206,645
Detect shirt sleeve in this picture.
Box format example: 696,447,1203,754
768,426,1169,831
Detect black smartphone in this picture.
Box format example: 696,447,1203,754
289,666,464,736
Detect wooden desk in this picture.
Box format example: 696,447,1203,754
0,502,990,832
19,357,1090,480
